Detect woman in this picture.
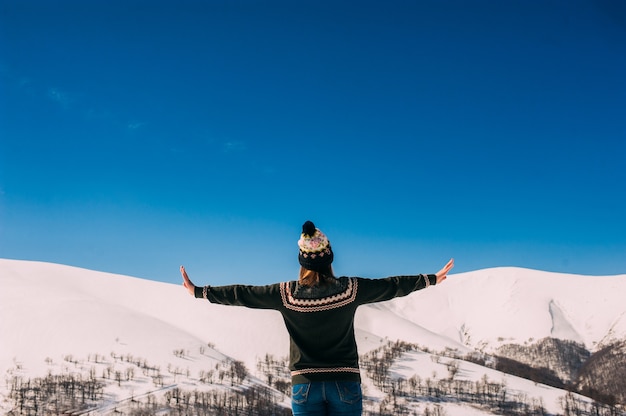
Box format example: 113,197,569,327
181,220,454,416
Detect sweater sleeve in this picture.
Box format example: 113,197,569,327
355,274,437,305
194,283,283,310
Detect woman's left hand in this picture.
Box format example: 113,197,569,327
435,258,454,284
180,265,196,296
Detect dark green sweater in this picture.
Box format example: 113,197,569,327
194,274,437,384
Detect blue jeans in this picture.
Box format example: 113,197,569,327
291,381,363,416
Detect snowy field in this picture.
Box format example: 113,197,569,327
1,259,625,415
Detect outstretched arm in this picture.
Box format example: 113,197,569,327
435,258,454,284
355,258,456,305
179,265,283,309
181,265,196,296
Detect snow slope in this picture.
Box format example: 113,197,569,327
1,259,625,415
378,267,626,352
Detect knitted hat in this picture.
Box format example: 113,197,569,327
298,220,334,271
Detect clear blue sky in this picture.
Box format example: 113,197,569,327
1,0,625,285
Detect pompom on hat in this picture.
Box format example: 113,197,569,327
298,220,334,271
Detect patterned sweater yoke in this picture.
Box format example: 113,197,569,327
280,278,358,312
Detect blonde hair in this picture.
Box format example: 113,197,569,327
299,265,335,287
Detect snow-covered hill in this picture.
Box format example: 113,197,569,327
377,267,626,352
1,258,625,415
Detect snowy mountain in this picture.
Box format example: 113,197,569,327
1,258,625,415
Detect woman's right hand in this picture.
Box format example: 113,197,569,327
180,265,196,296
